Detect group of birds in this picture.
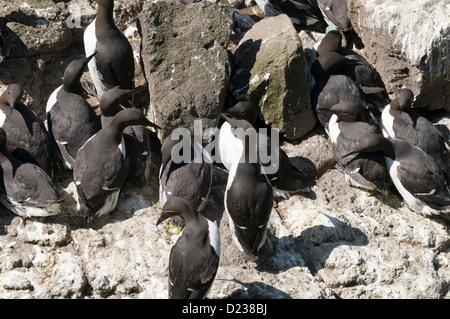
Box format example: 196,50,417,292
0,0,449,300
309,29,450,218
0,0,159,224
255,0,352,35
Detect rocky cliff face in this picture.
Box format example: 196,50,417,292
347,0,449,112
0,0,449,299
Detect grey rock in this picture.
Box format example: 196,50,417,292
50,252,86,298
348,0,449,111
14,220,71,247
0,270,33,290
139,1,234,139
229,14,316,140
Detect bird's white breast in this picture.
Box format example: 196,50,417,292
384,156,434,216
84,19,107,99
218,122,243,171
207,219,221,256
0,110,6,127
328,114,340,144
380,104,395,138
46,85,62,114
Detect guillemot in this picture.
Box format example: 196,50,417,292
327,100,388,194
73,108,160,221
344,134,450,219
46,53,101,169
222,115,273,258
0,128,62,218
159,133,213,226
0,83,55,176
157,196,220,299
380,88,450,176
100,85,151,188
84,0,135,99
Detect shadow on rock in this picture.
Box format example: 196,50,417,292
258,214,368,276
217,278,292,299
0,207,16,235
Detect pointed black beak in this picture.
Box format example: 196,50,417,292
145,119,161,131
218,113,231,122
156,210,176,226
85,51,97,62
207,110,231,120
132,84,148,93
342,150,357,158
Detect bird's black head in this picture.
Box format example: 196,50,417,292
63,52,97,94
100,86,145,117
112,108,160,130
157,196,195,226
1,83,23,112
327,100,364,122
317,30,343,56
342,134,393,159
222,101,258,126
391,88,414,111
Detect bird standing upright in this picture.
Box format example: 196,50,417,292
222,116,273,258
217,101,314,196
73,108,159,221
46,53,101,169
157,196,220,299
84,0,135,99
100,85,151,188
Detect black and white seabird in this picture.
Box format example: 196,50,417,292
310,52,370,134
156,196,220,299
344,134,450,218
222,116,273,258
159,133,213,222
46,53,101,169
0,83,55,176
84,0,135,99
314,29,343,57
316,0,352,32
100,85,151,188
254,0,325,29
216,101,258,171
327,100,388,194
73,108,160,221
218,101,315,195
0,128,62,218
311,30,389,115
380,88,450,175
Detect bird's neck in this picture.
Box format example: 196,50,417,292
63,80,83,96
0,150,17,168
106,122,125,145
96,1,115,28
388,100,402,112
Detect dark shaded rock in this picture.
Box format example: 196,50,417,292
229,14,316,140
138,1,234,139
